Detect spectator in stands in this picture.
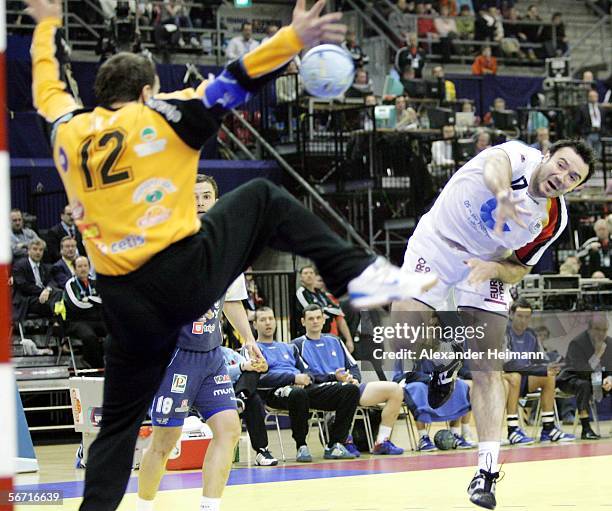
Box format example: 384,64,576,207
475,130,492,153
10,208,40,261
51,236,77,289
431,124,456,167
345,68,374,99
540,12,568,58
520,4,543,61
577,218,611,278
456,5,475,51
530,126,551,153
226,22,259,62
388,0,417,41
395,358,474,451
360,94,377,131
503,299,574,444
483,97,506,125
557,314,612,440
243,268,265,323
313,275,355,352
46,204,85,264
159,0,199,48
63,256,107,369
456,0,474,13
416,2,437,39
261,24,279,44
275,59,303,104
220,345,278,466
395,95,419,130
395,32,427,78
342,29,369,68
255,307,360,461
474,7,496,42
471,45,497,75
576,89,605,158
12,239,62,321
434,4,459,62
294,304,405,455
431,65,457,102
295,265,353,348
499,7,523,59
582,70,595,85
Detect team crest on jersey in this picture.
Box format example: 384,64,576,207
214,374,231,385
528,218,543,235
171,374,188,393
175,399,189,413
141,127,157,142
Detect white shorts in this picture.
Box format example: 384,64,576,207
402,215,510,314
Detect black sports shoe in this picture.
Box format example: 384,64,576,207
428,359,462,408
581,428,601,440
467,469,500,509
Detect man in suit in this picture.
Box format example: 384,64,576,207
12,238,62,321
45,204,85,263
576,89,605,157
51,236,77,288
557,314,612,439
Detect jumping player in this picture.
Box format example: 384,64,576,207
26,0,436,509
392,139,594,509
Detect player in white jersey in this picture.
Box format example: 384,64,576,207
392,139,594,510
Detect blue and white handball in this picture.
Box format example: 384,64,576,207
299,44,355,98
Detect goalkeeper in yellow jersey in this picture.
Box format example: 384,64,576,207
26,0,437,509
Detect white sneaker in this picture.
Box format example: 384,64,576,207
255,448,278,466
189,36,200,48
348,257,438,309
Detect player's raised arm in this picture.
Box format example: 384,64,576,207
26,0,79,123
482,148,530,235
202,0,346,114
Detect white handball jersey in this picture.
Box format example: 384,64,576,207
427,141,567,265
225,274,249,302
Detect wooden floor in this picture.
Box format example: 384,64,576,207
14,422,612,511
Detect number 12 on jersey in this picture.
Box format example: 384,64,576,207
78,129,133,191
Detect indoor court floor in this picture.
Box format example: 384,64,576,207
13,424,612,511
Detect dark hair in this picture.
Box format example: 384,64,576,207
94,52,156,107
548,139,596,184
302,303,323,318
196,174,219,198
299,265,315,275
510,297,533,314
60,235,76,248
254,306,274,321
552,11,562,18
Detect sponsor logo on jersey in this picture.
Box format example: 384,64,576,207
283,353,290,359
171,374,188,393
132,178,177,204
156,418,170,425
175,399,189,413
141,127,157,142
191,322,217,335
137,205,172,229
146,99,183,123
89,407,103,427
415,257,431,273
71,200,85,221
331,350,337,357
134,138,167,158
484,280,506,305
81,223,101,240
58,147,68,172
480,198,510,232
110,234,145,253
213,387,235,397
214,374,231,385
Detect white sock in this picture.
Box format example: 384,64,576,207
136,498,154,511
451,426,461,437
376,425,392,444
417,429,428,439
462,423,473,438
477,441,500,473
200,496,221,511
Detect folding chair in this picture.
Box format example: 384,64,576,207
555,389,601,437
518,390,560,439
264,406,329,462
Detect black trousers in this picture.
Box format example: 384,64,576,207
264,382,360,449
66,320,107,369
234,371,268,451
80,179,373,510
557,375,611,413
